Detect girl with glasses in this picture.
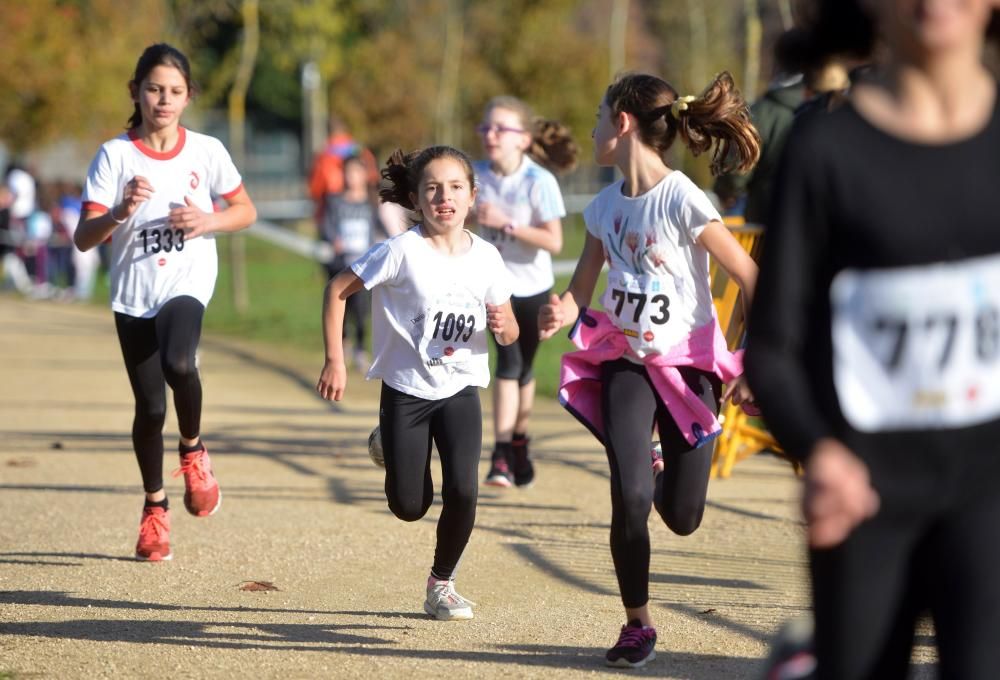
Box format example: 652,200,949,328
473,96,578,489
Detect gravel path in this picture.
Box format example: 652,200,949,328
0,295,934,678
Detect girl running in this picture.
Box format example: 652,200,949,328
319,154,385,372
74,44,257,561
538,71,760,667
474,96,578,489
747,1,1000,678
316,146,518,620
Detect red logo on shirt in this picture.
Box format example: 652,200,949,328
189,171,200,190
158,258,166,267
444,347,455,356
643,331,655,342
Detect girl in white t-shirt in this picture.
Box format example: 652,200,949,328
473,96,578,489
74,44,257,563
316,146,518,621
538,72,761,668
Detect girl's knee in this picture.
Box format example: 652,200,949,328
163,355,198,382
387,495,431,522
656,500,705,536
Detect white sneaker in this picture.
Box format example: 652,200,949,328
423,579,475,621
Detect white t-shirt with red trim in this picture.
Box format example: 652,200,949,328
351,226,513,400
82,127,243,318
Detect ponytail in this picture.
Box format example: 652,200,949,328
605,71,760,176
671,72,760,175
483,96,578,175
528,118,579,175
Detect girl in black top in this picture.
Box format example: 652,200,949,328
747,2,1000,678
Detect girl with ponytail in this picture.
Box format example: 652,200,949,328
538,71,761,668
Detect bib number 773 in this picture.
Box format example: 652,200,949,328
609,288,670,324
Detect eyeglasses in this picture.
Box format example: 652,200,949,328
475,124,526,136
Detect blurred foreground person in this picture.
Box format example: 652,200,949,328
748,1,1000,678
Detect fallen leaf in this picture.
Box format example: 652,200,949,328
238,580,280,592
6,458,37,467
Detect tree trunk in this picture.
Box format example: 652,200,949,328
609,0,628,80
685,0,708,89
435,0,463,147
743,0,762,98
227,0,259,314
777,0,794,30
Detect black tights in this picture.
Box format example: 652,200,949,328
379,383,482,580
494,290,549,385
115,296,204,493
600,359,721,608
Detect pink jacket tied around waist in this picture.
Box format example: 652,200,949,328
558,308,758,448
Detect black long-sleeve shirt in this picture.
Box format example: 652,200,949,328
746,95,1000,464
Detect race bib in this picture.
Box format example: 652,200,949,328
134,216,186,258
417,292,484,367
831,254,1000,432
602,269,688,356
339,217,370,254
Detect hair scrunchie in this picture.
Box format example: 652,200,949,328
671,95,697,117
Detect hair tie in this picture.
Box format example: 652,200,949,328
671,95,697,117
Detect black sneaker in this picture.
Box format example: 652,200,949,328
511,435,534,487
484,450,513,488
605,619,657,668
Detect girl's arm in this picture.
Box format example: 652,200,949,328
477,200,563,254
316,270,366,401
697,220,759,405
538,231,604,339
697,220,758,316
487,300,520,346
504,217,563,254
169,187,257,239
74,174,155,252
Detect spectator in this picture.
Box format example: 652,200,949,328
307,116,378,224
713,29,807,224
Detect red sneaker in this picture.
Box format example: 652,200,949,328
135,506,172,561
172,446,222,517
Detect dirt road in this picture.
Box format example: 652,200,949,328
0,294,916,679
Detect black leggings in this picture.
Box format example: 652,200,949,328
494,289,549,385
115,296,204,493
379,383,482,580
600,358,721,608
812,445,1000,680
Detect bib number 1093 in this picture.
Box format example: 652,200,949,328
431,311,475,342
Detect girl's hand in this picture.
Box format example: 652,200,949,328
114,175,154,220
722,375,755,407
316,359,348,401
803,439,880,548
486,302,509,335
476,202,511,230
169,196,216,239
538,293,566,340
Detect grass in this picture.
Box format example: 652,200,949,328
92,215,602,399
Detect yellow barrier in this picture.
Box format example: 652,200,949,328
710,218,800,478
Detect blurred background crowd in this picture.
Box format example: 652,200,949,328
2,0,997,305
